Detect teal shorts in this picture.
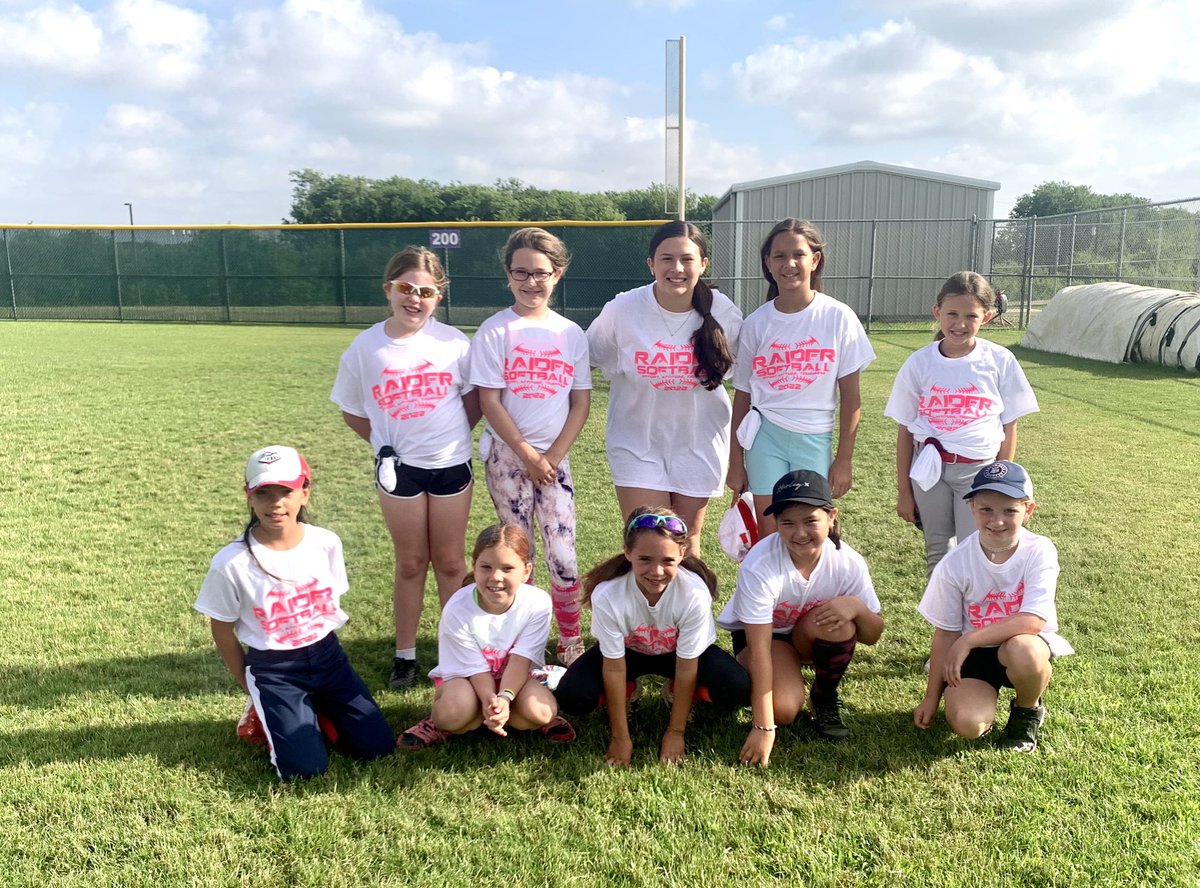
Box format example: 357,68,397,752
744,416,833,495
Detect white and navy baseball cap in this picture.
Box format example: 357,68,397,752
963,460,1034,501
764,469,834,515
244,446,311,492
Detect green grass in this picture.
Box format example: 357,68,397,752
1,321,1197,887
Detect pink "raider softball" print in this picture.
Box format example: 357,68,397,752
634,340,701,391
751,336,836,391
917,383,994,432
504,343,574,399
371,360,453,419
624,623,680,655
255,577,339,648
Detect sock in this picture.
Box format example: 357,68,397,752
810,632,857,707
395,647,416,660
551,580,582,640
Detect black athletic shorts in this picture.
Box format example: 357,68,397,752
376,458,472,499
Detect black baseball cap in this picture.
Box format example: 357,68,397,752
764,470,834,516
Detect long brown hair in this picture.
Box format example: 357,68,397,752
462,524,533,586
582,506,719,604
647,221,733,390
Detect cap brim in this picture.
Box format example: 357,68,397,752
964,483,1030,500
764,495,832,516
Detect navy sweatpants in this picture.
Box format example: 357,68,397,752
245,632,395,780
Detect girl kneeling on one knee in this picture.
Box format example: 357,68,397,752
719,470,884,765
195,446,395,780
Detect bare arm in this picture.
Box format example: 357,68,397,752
895,425,917,524
462,388,482,430
997,420,1019,461
738,623,776,766
726,389,751,495
829,371,862,499
210,620,248,693
660,655,698,762
602,655,633,765
914,627,957,727
341,411,372,445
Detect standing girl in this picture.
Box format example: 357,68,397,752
587,221,741,556
727,219,876,534
554,507,750,765
194,446,395,780
885,271,1038,576
399,524,574,748
331,246,480,689
719,470,883,765
468,228,591,666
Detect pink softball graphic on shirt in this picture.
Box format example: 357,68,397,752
968,582,1026,628
917,384,995,432
624,624,680,654
371,360,453,420
751,336,836,391
252,577,338,648
505,343,574,399
634,340,701,391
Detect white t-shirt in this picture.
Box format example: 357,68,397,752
330,319,473,468
430,583,552,682
590,567,717,660
884,338,1038,460
467,307,591,452
717,534,880,632
733,293,876,434
194,524,350,651
918,528,1073,656
587,283,743,497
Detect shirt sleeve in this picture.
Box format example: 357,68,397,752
839,548,882,614
586,301,620,377
883,354,920,425
435,606,493,681
509,590,552,665
569,325,593,390
330,345,368,417
591,586,630,659
713,291,743,366
194,563,241,623
730,558,777,626
837,312,877,378
1014,540,1060,623
917,557,966,632
466,323,506,389
673,578,717,660
997,350,1039,424
731,315,756,393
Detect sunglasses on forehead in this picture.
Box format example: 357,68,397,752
626,513,689,536
388,279,440,299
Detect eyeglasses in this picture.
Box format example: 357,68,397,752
507,268,555,283
626,513,689,536
388,280,440,299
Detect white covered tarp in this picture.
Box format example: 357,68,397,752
1021,282,1200,372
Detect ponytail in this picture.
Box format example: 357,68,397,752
689,278,733,390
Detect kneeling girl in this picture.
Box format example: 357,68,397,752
720,470,883,765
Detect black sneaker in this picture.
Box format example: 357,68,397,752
811,694,849,743
388,657,419,690
998,699,1045,752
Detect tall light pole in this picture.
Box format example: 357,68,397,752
123,202,134,226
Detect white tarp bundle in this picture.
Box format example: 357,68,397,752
1021,282,1200,372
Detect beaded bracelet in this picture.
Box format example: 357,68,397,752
752,723,777,732
498,688,516,703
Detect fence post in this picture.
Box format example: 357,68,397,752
864,220,877,333
1023,217,1036,327
1153,219,1163,288
969,214,978,271
4,229,16,320
219,230,231,322
1117,209,1127,279
111,229,125,322
338,228,348,324
1067,216,1077,286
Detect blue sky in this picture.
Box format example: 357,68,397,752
1,0,1196,224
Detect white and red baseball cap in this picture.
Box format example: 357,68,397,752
244,446,311,492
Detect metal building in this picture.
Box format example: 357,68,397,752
709,160,1001,321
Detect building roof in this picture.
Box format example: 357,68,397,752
713,160,1001,214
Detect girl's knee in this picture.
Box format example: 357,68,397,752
945,705,994,739
1000,635,1051,670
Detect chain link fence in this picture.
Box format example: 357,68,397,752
4,199,1198,329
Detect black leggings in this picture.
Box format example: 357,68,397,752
554,642,750,713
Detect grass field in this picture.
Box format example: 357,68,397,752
1,320,1198,887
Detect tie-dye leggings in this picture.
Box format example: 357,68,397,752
484,437,582,640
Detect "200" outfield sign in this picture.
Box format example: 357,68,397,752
429,229,461,249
